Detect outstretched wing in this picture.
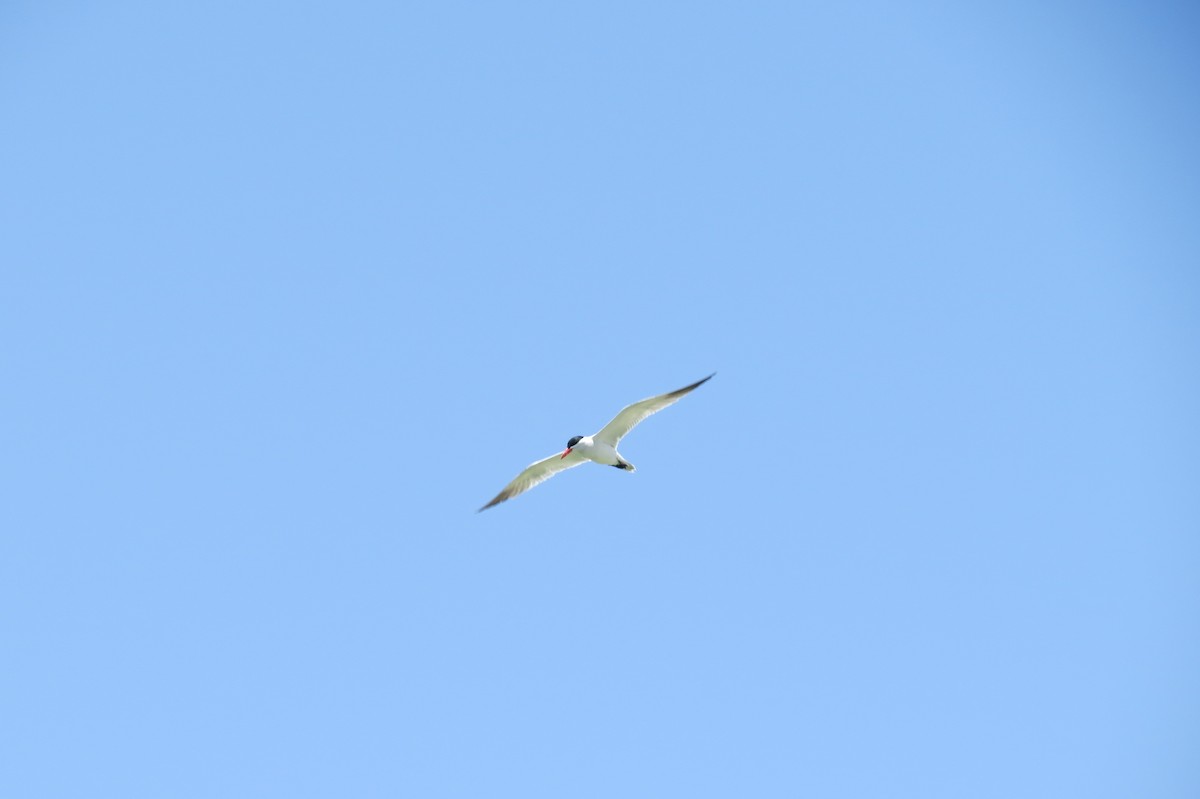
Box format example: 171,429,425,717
478,449,587,511
594,373,715,447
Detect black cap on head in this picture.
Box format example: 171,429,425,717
566,435,583,448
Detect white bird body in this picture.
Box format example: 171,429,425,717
566,435,628,469
479,374,714,511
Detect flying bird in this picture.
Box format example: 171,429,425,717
479,373,716,511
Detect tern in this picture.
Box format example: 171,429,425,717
479,373,716,511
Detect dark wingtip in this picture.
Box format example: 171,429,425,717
478,491,509,512
668,372,716,398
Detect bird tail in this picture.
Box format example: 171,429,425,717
617,459,636,472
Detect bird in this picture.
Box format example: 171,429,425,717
479,373,715,511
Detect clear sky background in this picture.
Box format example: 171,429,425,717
2,2,1198,797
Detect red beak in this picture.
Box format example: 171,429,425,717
561,448,572,459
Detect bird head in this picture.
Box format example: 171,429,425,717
562,435,584,459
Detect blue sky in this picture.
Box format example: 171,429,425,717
2,2,1198,796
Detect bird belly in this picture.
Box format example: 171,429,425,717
577,438,621,466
